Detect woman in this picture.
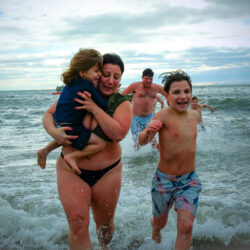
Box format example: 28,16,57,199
42,53,132,249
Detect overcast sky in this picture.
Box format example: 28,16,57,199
0,0,250,90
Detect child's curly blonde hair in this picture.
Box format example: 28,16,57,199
62,48,103,86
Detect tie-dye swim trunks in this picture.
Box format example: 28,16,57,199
151,169,202,217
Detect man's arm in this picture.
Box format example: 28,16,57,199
201,104,214,113
156,96,164,109
121,82,137,95
156,84,168,101
138,119,162,146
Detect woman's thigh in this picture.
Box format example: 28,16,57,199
91,162,122,224
56,156,92,219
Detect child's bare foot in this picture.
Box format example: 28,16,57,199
64,154,81,175
37,148,49,169
150,217,162,243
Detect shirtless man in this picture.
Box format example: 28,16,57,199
122,68,167,149
139,70,202,249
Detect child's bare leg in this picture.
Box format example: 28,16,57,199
175,210,194,250
150,213,168,244
37,140,60,169
64,133,106,175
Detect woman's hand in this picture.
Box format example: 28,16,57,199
42,102,78,146
54,126,78,146
74,91,100,115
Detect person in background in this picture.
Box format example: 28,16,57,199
191,96,214,131
191,96,214,122
122,68,167,150
138,70,202,249
42,53,132,250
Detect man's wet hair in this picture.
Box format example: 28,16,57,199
192,96,198,101
160,69,192,93
142,68,154,77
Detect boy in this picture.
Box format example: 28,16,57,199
191,96,214,130
138,70,202,249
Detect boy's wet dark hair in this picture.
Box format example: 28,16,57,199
160,70,192,93
142,68,154,77
103,53,124,73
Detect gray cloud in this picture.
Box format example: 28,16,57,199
0,0,250,89
51,1,250,45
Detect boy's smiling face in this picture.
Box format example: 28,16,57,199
191,99,199,108
167,80,192,112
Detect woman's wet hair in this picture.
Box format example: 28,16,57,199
103,53,124,73
160,69,192,93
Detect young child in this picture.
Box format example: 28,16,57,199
191,96,214,131
138,70,202,249
37,49,108,174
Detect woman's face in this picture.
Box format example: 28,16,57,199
98,63,122,96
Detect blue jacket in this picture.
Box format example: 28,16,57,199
54,77,108,124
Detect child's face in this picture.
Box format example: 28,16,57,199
167,80,192,112
81,64,101,86
191,99,199,108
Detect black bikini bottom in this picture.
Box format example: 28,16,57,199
60,152,121,187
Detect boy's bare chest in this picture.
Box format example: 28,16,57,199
164,117,197,141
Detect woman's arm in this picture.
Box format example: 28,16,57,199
43,101,78,145
75,92,132,141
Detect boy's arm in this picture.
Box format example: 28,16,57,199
201,104,214,113
138,119,162,146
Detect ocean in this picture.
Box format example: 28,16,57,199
0,84,250,250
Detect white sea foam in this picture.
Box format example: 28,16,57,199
1,86,250,249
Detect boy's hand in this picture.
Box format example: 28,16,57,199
146,120,163,135
138,119,162,146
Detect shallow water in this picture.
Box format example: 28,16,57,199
0,84,250,249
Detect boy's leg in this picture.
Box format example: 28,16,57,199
175,209,194,250
151,213,168,243
174,171,201,249
64,133,106,175
37,140,60,169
